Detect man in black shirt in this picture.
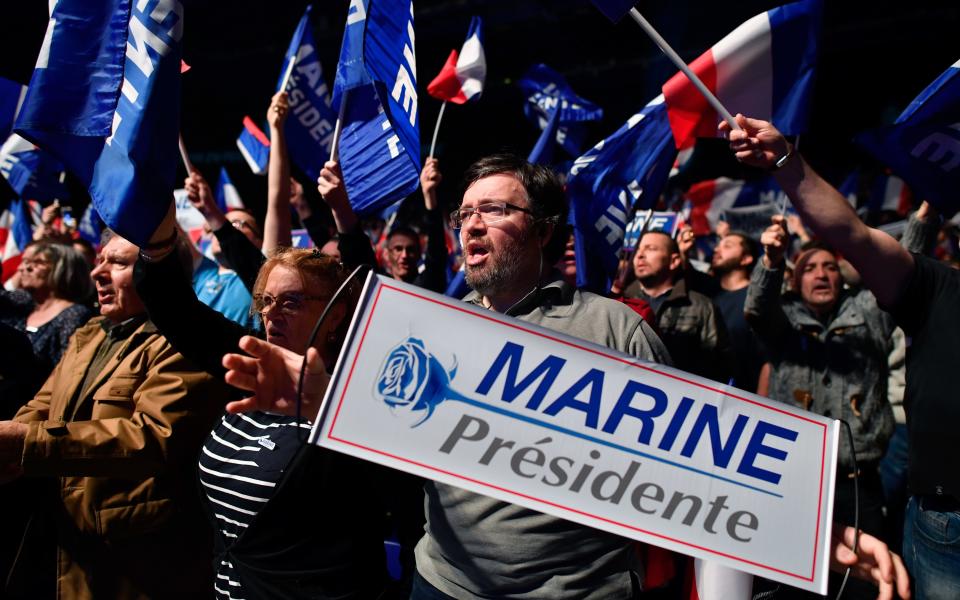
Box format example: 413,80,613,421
726,113,953,599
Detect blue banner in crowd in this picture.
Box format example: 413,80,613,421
0,77,27,137
856,59,960,213
0,133,67,202
15,0,182,246
566,95,677,292
78,203,105,245
332,0,421,215
518,64,604,161
277,6,337,181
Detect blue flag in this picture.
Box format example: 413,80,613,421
0,77,27,138
0,133,67,202
856,58,960,212
332,0,421,216
15,0,183,246
518,64,604,161
78,203,105,245
566,95,677,292
278,6,338,181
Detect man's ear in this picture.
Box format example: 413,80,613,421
741,253,755,268
538,220,555,249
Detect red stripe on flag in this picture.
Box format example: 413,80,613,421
663,50,719,150
242,116,271,147
427,50,469,104
685,180,717,236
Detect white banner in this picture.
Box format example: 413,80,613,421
311,275,839,594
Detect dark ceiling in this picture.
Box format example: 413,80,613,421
2,0,958,218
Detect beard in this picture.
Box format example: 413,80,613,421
464,228,531,297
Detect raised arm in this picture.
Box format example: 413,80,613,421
263,91,293,251
721,114,914,308
743,216,793,344
318,161,377,270
418,157,452,293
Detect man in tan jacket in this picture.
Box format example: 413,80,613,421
0,231,227,599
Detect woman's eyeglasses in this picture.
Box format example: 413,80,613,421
252,292,327,316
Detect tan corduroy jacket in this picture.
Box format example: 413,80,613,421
13,316,228,599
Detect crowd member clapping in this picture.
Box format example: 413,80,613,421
0,241,94,380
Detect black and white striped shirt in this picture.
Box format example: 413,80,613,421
198,411,311,599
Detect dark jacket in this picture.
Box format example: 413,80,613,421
744,262,896,469
624,277,733,383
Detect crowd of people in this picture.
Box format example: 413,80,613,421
1,92,955,600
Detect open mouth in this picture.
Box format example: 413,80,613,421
465,241,489,266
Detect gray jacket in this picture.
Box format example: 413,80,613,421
745,263,895,469
415,278,671,599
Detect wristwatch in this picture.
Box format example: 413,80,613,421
772,145,794,170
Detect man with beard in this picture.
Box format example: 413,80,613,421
746,215,896,554
412,153,672,599
709,232,766,392
624,231,733,383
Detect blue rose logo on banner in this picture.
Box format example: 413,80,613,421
375,337,469,427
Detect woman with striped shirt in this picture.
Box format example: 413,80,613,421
137,239,403,599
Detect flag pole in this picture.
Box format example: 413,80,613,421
428,101,448,159
330,90,349,162
627,8,740,131
280,53,297,92
178,134,194,173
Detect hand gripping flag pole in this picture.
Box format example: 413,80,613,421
625,8,740,133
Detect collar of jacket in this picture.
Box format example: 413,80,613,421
464,274,569,317
784,289,865,334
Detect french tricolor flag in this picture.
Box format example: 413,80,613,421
869,172,912,216
427,17,486,104
216,166,245,212
236,116,271,175
0,199,35,284
662,0,820,149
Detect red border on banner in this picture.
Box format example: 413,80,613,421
327,283,828,583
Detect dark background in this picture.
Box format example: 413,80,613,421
2,0,958,220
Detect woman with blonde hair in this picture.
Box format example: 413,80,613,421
1,241,93,378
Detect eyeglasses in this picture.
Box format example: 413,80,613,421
449,202,534,228
252,292,327,316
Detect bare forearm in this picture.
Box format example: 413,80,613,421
772,156,913,306
264,127,292,250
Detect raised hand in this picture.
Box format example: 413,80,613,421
420,157,442,210
222,336,330,422
720,114,792,170
267,91,289,131
760,215,789,268
830,525,911,600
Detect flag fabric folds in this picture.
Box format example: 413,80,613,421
518,64,604,161
216,167,245,212
566,95,676,291
14,0,183,247
868,172,913,215
856,58,960,212
661,0,820,149
427,17,485,104
236,116,270,175
0,133,67,203
277,6,338,181
332,0,422,216
684,176,788,236
78,203,105,245
0,199,35,282
0,77,27,138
